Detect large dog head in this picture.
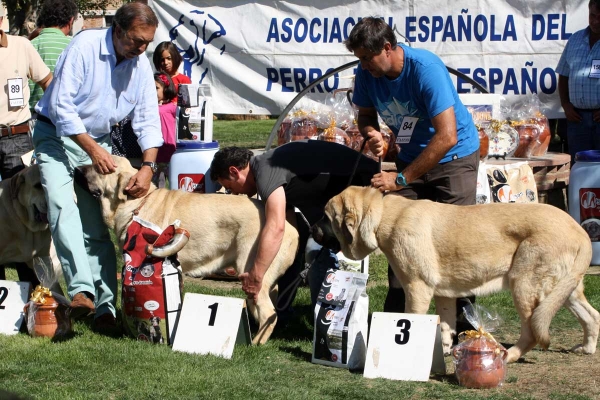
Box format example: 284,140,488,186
74,155,149,228
9,165,49,232
312,186,383,260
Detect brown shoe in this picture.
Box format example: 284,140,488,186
92,313,121,337
69,292,96,319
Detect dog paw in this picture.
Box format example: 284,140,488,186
571,344,596,355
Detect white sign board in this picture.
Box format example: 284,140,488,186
0,281,31,335
148,0,587,118
172,293,251,359
364,312,444,381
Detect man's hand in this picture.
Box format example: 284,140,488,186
371,171,400,192
239,268,263,302
125,166,153,198
366,130,385,157
89,146,118,175
563,102,582,123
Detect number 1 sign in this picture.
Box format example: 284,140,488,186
0,280,31,335
172,293,251,359
363,312,445,381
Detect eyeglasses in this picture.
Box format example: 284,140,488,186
121,27,153,48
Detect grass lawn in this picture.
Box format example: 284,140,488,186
2,255,600,400
212,118,277,149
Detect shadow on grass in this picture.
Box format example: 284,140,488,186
272,304,314,341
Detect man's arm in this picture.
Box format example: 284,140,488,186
558,75,582,122
37,72,52,91
70,133,117,175
239,186,287,301
370,107,458,191
125,147,159,198
357,106,386,157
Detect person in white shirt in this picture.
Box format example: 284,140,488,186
33,2,163,335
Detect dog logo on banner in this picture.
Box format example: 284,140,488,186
169,10,227,84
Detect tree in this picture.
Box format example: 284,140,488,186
2,0,125,36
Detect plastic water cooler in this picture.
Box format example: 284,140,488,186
169,84,219,193
568,150,600,265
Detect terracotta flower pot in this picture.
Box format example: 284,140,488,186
453,338,508,389
24,297,72,338
478,127,489,160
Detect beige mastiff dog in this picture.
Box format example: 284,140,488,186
313,186,599,362
75,156,299,344
0,165,57,277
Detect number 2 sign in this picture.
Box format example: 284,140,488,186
363,312,445,381
172,293,251,359
0,280,31,335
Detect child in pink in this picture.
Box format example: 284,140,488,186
153,42,191,103
154,72,177,187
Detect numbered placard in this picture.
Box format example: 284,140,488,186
364,312,445,381
0,280,31,335
172,293,251,359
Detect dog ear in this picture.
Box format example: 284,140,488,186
10,171,24,200
117,173,131,202
342,213,356,245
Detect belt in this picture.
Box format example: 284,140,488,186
0,122,30,137
36,114,55,127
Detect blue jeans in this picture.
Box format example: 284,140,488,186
32,120,117,318
567,110,600,162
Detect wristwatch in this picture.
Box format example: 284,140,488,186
141,161,158,174
395,172,408,187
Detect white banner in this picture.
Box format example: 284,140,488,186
148,0,587,118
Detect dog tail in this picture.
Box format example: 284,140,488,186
530,271,582,350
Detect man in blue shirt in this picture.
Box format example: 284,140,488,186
556,0,600,161
33,2,163,334
345,17,480,340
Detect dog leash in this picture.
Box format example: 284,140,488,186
347,137,382,187
276,246,325,312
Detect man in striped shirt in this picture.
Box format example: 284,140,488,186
556,0,600,161
28,0,78,113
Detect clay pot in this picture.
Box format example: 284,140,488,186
318,127,351,147
513,124,539,158
290,117,318,140
478,127,489,160
453,338,508,389
24,297,72,338
531,117,551,156
277,119,292,145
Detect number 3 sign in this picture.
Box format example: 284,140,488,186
172,293,251,359
363,312,445,381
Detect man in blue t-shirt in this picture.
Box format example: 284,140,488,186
345,17,480,338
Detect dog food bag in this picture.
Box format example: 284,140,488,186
312,269,369,370
476,160,492,204
486,162,538,203
453,302,508,389
121,217,185,345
